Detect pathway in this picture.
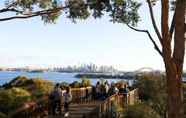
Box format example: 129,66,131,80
45,101,101,118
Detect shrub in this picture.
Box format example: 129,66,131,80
28,78,54,98
0,112,7,118
70,81,81,88
3,77,54,99
80,77,91,87
133,73,167,118
0,87,32,115
0,77,54,116
123,103,161,118
3,76,28,89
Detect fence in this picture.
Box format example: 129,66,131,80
11,87,138,118
10,86,93,117
85,88,138,118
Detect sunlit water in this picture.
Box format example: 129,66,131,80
0,71,133,86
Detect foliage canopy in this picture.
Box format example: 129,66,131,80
2,0,141,25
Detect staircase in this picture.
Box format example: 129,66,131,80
45,101,101,118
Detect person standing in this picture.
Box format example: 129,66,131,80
104,81,110,98
95,81,101,99
119,84,129,105
49,83,62,115
108,82,119,96
64,86,72,117
119,84,129,94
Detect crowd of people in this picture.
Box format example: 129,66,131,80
94,81,129,100
49,80,129,117
49,83,72,117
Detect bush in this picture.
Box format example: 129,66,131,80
0,87,32,115
69,78,91,88
80,77,91,87
0,77,55,116
70,81,81,88
133,73,167,118
27,78,54,98
0,112,7,118
3,77,54,99
3,76,28,89
123,103,161,118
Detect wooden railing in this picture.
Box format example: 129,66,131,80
11,87,138,118
70,87,93,103
85,88,139,118
127,88,139,105
11,87,93,117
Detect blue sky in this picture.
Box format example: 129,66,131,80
0,1,183,71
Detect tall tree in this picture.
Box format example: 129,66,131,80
0,0,185,117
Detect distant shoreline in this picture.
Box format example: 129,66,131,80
75,73,134,79
1,70,186,81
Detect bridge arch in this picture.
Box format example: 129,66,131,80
134,67,154,74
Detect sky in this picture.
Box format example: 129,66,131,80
0,1,184,71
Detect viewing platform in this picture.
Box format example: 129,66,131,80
11,87,139,118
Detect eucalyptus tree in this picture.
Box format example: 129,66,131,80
0,0,186,118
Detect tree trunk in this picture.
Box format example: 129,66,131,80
166,65,184,118
165,0,186,118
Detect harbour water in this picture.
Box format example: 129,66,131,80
0,71,133,86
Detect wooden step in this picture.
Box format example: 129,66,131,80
45,101,101,118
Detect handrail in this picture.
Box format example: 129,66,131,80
85,88,139,118
12,87,138,118
11,86,93,117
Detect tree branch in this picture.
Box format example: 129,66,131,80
0,6,68,22
0,8,23,14
169,12,175,40
6,1,18,9
147,0,163,45
126,24,163,57
169,0,182,42
0,14,41,21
